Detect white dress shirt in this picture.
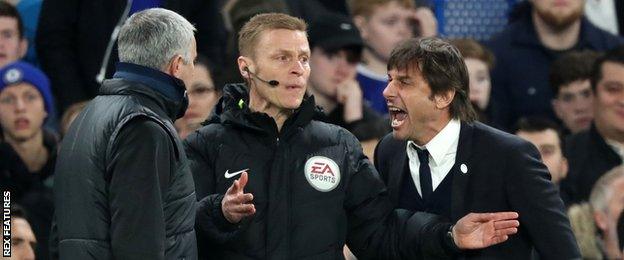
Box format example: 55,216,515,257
406,119,461,196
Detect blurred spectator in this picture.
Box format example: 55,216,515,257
2,205,37,260
175,55,220,139
561,46,624,206
486,0,623,131
515,117,568,185
1,1,58,132
0,61,55,260
550,50,600,135
450,38,494,123
59,100,88,138
217,0,333,90
218,0,290,89
349,0,436,114
284,0,332,23
5,0,42,65
36,0,223,114
568,165,624,259
0,1,27,68
307,12,390,161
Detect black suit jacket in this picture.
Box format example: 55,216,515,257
374,121,580,259
560,124,622,205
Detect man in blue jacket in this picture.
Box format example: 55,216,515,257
486,0,623,130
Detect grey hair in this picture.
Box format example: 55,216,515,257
118,8,196,70
589,165,624,213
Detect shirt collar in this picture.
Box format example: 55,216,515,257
407,119,461,165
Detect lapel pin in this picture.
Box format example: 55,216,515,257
460,163,468,174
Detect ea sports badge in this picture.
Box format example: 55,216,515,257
304,156,341,192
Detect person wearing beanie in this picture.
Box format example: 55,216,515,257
0,60,57,260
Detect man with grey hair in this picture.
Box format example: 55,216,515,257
568,165,624,259
51,8,198,259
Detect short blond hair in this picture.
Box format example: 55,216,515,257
238,13,307,57
347,0,414,17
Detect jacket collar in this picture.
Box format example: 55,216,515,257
589,123,622,162
209,83,322,137
113,62,186,102
512,14,604,50
105,62,188,120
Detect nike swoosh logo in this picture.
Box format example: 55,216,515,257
224,168,249,179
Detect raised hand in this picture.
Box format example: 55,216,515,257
453,212,520,249
221,172,256,223
336,79,363,123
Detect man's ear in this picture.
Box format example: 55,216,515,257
352,15,368,39
238,56,252,78
167,54,184,78
18,38,28,58
594,210,609,232
434,89,455,110
560,157,569,180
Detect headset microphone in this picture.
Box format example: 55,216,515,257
244,67,279,87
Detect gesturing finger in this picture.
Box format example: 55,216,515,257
226,179,240,195
228,193,254,205
227,203,256,215
490,235,509,246
494,220,520,230
471,212,519,222
495,227,518,237
238,172,249,191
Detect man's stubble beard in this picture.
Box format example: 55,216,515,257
535,5,584,32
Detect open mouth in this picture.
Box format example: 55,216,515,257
389,107,407,128
14,118,30,130
574,117,591,126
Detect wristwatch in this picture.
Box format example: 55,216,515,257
447,224,455,242
445,224,461,252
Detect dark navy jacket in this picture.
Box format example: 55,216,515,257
485,15,623,130
560,124,622,205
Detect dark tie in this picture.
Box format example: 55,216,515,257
415,147,432,201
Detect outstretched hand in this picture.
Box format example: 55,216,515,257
221,172,256,223
453,212,520,249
